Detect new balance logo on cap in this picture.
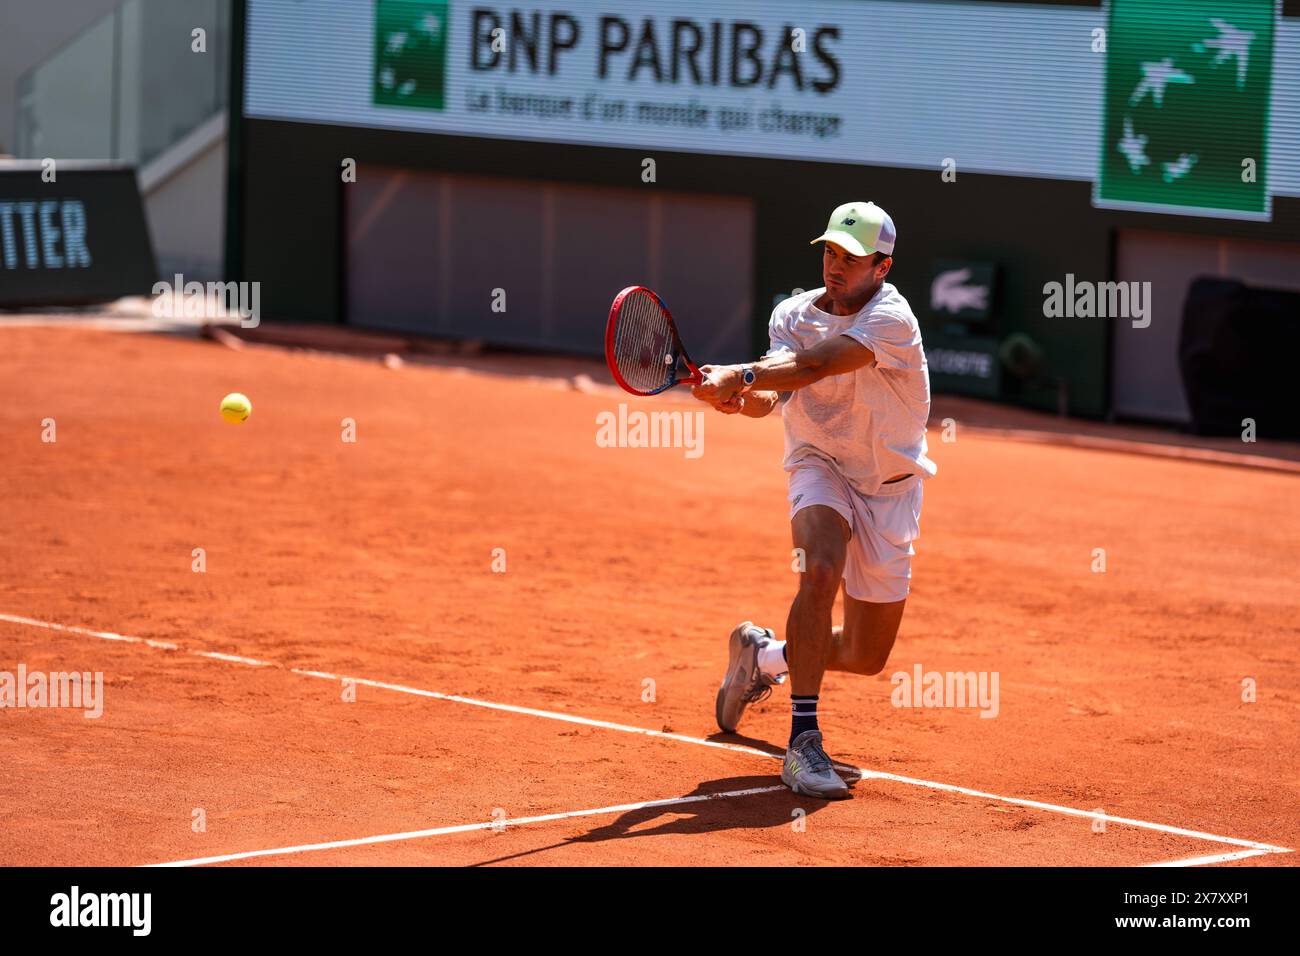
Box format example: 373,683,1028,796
812,200,897,257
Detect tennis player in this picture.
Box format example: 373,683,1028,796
692,201,936,800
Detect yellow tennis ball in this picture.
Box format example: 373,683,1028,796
220,392,251,424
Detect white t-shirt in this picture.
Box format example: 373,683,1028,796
766,284,937,496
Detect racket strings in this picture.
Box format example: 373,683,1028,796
612,291,678,394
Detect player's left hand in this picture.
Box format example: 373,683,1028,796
693,364,742,403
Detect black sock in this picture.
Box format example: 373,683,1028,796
790,695,819,744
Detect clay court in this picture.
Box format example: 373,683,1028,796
1,323,1296,867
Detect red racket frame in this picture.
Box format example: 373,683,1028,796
604,285,703,397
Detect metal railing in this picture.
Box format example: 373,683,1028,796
14,0,230,167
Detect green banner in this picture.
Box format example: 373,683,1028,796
1097,0,1275,219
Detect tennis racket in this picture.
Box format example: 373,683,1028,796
604,286,704,396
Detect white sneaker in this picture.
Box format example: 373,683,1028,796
715,621,784,733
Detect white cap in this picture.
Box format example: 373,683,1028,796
810,201,896,256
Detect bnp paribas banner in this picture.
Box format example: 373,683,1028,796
1096,0,1277,219
243,0,1299,216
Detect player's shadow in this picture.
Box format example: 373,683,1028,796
703,729,786,757
468,770,861,866
703,729,866,782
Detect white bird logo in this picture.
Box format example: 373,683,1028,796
1117,118,1151,174
1162,153,1199,183
1129,58,1194,107
1195,18,1254,88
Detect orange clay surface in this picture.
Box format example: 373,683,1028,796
0,325,1296,867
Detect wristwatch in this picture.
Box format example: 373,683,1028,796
740,366,757,392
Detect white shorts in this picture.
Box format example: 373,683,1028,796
787,457,924,603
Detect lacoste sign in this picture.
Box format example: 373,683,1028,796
1096,0,1276,220
928,260,995,323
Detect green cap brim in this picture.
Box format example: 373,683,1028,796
810,231,872,257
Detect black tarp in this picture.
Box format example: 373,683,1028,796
1179,277,1300,440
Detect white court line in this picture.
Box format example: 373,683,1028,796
281,671,1293,853
1145,848,1291,868
290,667,778,760
193,651,274,667
0,612,178,650
148,785,787,867
848,770,1291,853
2,611,1291,857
